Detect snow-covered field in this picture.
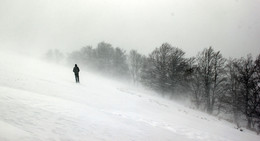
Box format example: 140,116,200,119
0,51,259,141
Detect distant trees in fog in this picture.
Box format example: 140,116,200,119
46,41,260,132
44,49,64,63
67,42,129,77
128,50,144,84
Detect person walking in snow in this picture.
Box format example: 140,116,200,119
73,64,80,83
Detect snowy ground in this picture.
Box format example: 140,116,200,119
0,51,259,141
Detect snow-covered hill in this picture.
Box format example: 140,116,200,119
0,51,259,141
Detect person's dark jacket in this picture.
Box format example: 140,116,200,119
73,65,80,74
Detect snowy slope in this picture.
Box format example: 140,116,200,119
0,51,259,141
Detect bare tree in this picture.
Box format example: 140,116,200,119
147,43,187,95
168,47,187,93
187,58,204,109
149,43,173,93
211,51,226,115
224,58,243,127
112,47,128,77
196,47,227,114
251,54,260,130
96,42,115,73
128,50,143,84
234,55,255,129
197,47,215,113
80,46,95,67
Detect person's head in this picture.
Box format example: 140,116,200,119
75,64,77,67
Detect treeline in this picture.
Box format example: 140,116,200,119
45,41,260,131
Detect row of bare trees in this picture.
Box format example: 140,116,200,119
128,44,259,130
46,42,259,131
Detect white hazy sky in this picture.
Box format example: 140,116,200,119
0,0,259,58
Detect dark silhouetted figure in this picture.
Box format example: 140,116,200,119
73,64,80,83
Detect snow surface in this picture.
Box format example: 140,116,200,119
0,51,259,141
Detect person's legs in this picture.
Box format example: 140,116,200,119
75,75,77,83
77,74,80,83
75,74,79,83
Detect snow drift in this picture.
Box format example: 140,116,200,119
0,51,259,141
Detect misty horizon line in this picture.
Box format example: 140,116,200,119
44,41,259,60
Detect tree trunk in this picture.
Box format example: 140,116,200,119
206,84,211,113
247,116,252,129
